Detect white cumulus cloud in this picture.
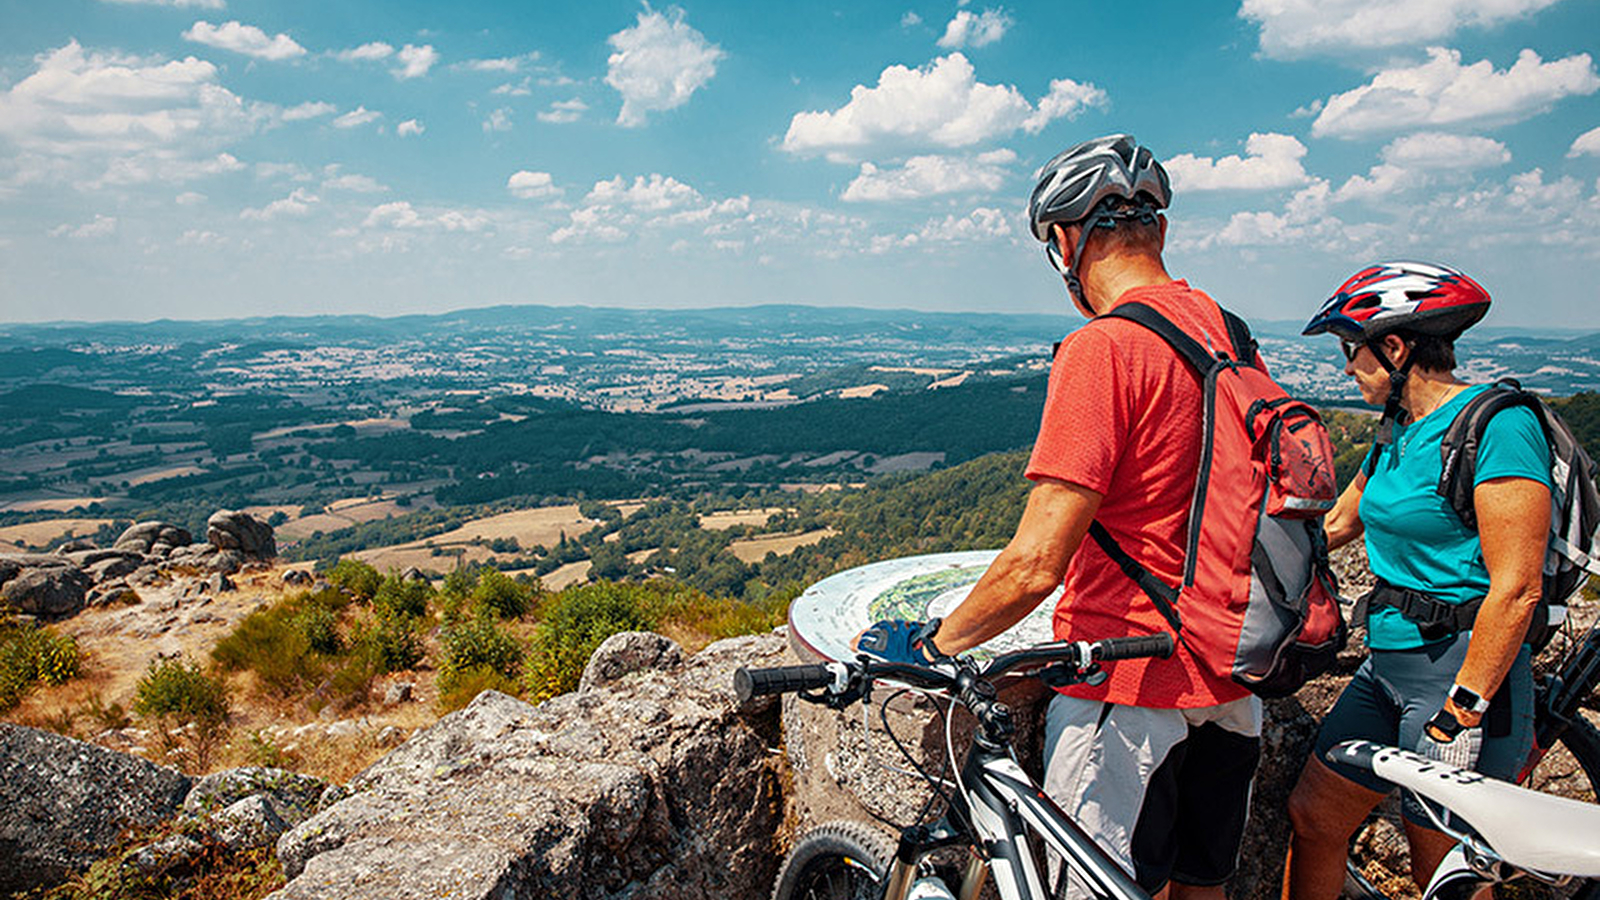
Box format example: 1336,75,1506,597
1240,0,1566,59
1381,132,1510,169
336,42,393,63
507,170,559,199
483,108,513,132
183,20,306,61
1312,47,1600,138
842,149,1016,202
281,101,335,122
937,9,1012,49
783,54,1103,160
394,44,438,80
363,201,488,232
1165,133,1311,191
397,118,424,137
605,6,725,127
331,106,382,129
538,99,588,124
1569,125,1600,158
49,214,118,239
241,187,317,220
323,170,387,193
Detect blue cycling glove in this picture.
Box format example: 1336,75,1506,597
856,618,948,666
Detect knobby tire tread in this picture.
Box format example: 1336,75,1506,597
771,820,899,900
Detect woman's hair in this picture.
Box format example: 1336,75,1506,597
1398,330,1458,372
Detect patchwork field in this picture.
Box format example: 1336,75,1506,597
696,508,792,530
727,528,837,563
0,517,114,549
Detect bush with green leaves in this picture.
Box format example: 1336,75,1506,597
134,655,230,770
355,611,423,673
325,557,382,601
524,582,656,702
212,588,348,697
0,614,81,711
470,568,534,619
436,614,525,711
372,575,432,620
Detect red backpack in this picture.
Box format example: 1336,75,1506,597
1089,302,1345,698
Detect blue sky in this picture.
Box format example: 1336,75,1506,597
1,0,1597,328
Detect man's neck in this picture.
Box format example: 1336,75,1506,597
1082,255,1173,315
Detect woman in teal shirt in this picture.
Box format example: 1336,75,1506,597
1281,262,1552,900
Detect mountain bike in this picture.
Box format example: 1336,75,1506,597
734,632,1177,900
1332,739,1600,900
1344,603,1600,900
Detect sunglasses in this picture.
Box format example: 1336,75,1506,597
1340,339,1365,362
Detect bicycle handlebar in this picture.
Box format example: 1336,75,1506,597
733,633,1176,705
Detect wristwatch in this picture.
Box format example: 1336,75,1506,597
1447,683,1491,715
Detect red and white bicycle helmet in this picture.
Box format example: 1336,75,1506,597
1302,261,1491,342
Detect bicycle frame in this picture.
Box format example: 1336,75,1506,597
879,710,1148,900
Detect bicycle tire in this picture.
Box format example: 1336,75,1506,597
1344,711,1600,900
772,820,898,900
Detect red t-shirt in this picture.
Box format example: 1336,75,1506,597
1025,280,1251,709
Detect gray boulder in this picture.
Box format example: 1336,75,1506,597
578,630,684,693
0,553,91,619
212,794,290,852
207,510,276,560
129,833,204,877
183,766,328,826
55,539,98,554
114,522,193,557
283,569,314,587
85,553,143,584
0,723,191,894
269,632,790,900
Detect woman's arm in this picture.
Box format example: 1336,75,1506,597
1323,472,1366,551
1445,475,1550,724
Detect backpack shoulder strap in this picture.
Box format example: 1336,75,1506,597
1437,378,1548,531
1221,309,1259,366
1098,302,1218,374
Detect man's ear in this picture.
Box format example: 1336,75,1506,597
1053,223,1075,268
1157,213,1168,248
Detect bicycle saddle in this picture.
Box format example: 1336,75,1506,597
1330,740,1600,877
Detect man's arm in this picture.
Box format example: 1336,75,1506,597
930,477,1103,656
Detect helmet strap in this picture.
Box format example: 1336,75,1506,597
1050,214,1117,311
1367,339,1415,447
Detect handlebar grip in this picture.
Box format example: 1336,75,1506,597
734,664,835,703
1094,633,1176,662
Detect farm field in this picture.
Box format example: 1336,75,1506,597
728,528,837,563
0,517,113,548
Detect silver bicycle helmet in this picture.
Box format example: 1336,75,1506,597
1027,134,1171,306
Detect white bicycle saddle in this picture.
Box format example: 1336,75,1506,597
1330,740,1600,877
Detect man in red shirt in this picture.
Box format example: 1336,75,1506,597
858,135,1261,899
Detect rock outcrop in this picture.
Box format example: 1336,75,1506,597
268,631,789,900
113,522,194,557
207,510,276,560
0,553,92,619
0,723,192,894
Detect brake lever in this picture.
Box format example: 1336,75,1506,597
1039,661,1106,689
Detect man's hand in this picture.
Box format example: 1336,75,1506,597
1417,706,1483,770
854,618,948,666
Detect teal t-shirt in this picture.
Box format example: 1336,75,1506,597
1360,384,1552,650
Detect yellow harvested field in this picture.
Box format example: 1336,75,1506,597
0,498,97,513
839,384,888,399
697,508,792,530
543,560,592,590
728,528,837,563
277,499,422,541
125,465,206,487
353,544,497,576
0,518,113,548
388,504,597,550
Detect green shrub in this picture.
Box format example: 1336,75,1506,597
0,615,81,711
326,558,382,601
470,568,533,619
133,655,230,770
354,612,423,673
441,568,477,600
213,603,318,697
436,665,520,714
524,582,656,702
292,604,342,654
372,575,432,620
438,615,524,683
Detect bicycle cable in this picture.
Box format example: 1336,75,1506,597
853,685,959,831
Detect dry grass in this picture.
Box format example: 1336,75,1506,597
0,517,113,548
727,528,838,563
123,464,208,487
0,497,100,513
697,508,792,530
542,560,593,590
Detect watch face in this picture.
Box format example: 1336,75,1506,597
1448,684,1489,713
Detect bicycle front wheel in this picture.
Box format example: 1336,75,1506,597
1345,710,1600,900
771,820,898,900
